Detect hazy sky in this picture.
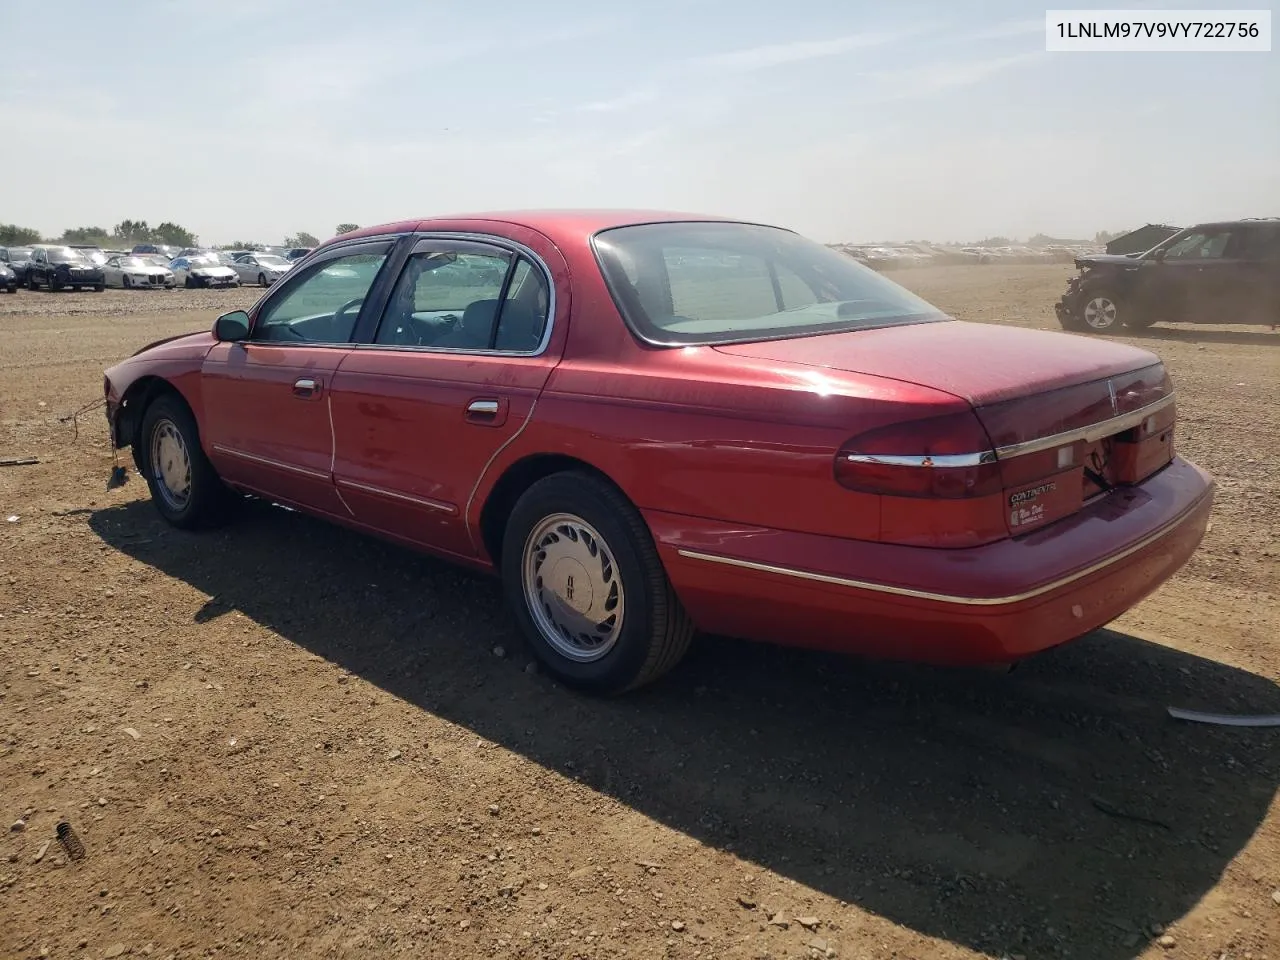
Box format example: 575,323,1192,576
2,0,1276,245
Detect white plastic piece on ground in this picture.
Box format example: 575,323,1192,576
1167,706,1280,727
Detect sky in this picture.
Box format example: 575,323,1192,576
1,0,1276,246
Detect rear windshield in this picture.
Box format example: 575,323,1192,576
592,221,947,346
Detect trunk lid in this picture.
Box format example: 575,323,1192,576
716,320,1176,536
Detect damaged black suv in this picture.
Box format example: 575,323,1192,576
1056,218,1280,333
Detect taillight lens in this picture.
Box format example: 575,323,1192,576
835,411,1000,498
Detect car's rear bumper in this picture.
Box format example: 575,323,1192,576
646,456,1214,665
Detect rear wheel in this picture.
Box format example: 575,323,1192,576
93,284,105,292
138,393,230,529
501,471,694,694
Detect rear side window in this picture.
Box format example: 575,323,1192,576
593,221,946,346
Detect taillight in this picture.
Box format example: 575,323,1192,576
835,411,1001,498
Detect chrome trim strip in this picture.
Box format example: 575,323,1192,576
463,395,540,555
839,394,1174,469
843,451,996,468
210,444,331,481
336,478,457,515
674,491,1207,607
994,393,1175,460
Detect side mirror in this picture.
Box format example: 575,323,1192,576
214,310,250,342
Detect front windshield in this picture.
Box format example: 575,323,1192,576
191,256,222,267
10,247,33,259
256,255,290,267
77,249,108,265
48,247,87,264
593,221,948,346
119,257,149,270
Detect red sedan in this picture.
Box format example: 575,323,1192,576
103,211,1214,693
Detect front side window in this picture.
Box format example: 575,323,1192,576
254,246,391,343
593,221,946,346
1162,230,1232,260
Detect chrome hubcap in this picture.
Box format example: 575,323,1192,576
522,513,624,662
1084,296,1118,329
150,418,192,510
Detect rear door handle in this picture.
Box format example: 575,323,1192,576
465,397,508,426
293,377,321,398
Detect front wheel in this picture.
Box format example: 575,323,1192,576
1080,292,1126,333
501,472,695,694
258,272,268,287
139,393,230,529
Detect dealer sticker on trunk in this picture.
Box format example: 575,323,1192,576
1009,481,1058,529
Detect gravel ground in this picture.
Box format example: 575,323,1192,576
1,267,1278,960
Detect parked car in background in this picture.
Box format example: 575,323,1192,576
70,244,109,268
0,262,17,293
285,247,313,261
101,210,1213,695
0,245,36,285
27,244,105,291
103,254,176,289
231,252,293,286
1057,218,1280,333
132,243,181,261
169,254,240,289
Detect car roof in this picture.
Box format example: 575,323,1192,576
1191,217,1280,230
334,209,765,248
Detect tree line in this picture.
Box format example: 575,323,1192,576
0,222,363,249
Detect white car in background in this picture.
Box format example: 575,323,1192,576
103,255,176,289
231,252,293,286
169,254,240,289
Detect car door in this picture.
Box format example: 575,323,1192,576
328,234,562,560
1229,223,1280,324
200,237,401,517
1150,227,1235,322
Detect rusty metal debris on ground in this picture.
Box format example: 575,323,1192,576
1167,706,1280,727
56,822,85,861
0,456,39,467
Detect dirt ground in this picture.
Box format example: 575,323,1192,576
2,265,1277,960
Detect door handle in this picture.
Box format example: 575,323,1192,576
465,398,507,426
293,377,321,398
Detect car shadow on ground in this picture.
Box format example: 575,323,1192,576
1126,326,1279,347
90,498,1280,960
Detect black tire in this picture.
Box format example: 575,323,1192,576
122,275,132,289
501,471,695,694
184,276,195,289
138,392,230,529
93,284,105,292
258,272,268,287
27,274,38,290
47,275,60,292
